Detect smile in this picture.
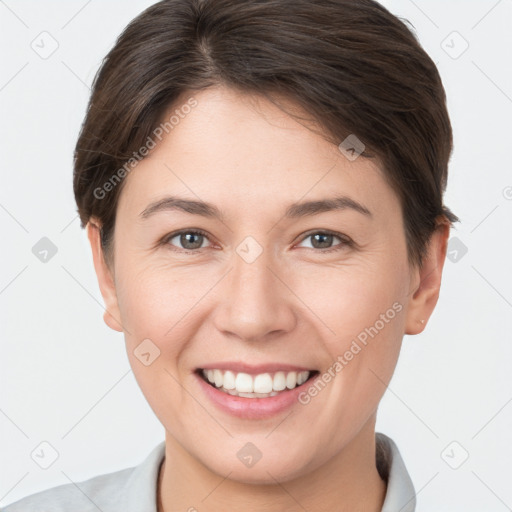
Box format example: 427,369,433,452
198,368,319,398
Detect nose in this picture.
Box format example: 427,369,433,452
212,245,297,342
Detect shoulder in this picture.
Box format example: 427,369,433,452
2,467,134,512
2,441,166,512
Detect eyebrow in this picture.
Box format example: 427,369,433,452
139,195,372,221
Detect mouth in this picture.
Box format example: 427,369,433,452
195,368,320,399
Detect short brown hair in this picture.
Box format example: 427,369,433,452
73,0,458,269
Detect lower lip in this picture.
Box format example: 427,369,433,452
194,371,319,420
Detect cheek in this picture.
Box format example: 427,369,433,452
114,259,217,387
115,264,200,422
295,254,408,341
296,254,408,392
113,262,190,397
115,258,201,334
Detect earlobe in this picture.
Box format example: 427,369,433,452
404,218,451,335
86,220,124,333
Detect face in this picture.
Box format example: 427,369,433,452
88,86,448,484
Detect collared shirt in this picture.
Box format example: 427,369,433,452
2,432,416,511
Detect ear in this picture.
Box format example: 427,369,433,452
405,217,451,335
86,219,124,333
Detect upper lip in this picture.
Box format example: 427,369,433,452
197,362,317,375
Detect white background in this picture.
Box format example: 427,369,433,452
1,1,511,510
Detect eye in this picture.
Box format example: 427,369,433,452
296,230,352,252
163,229,212,252
161,229,353,253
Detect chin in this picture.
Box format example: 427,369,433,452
200,446,316,485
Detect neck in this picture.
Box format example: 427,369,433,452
158,418,386,512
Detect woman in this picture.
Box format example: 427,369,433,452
3,0,458,510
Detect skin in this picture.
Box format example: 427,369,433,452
87,86,450,512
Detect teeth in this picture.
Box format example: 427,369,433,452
273,371,287,391
235,372,254,392
297,371,308,385
286,371,297,389
214,369,223,388
223,370,236,390
254,373,273,393
201,368,311,397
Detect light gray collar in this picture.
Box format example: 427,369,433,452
377,432,417,511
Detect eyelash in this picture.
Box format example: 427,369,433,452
160,229,353,254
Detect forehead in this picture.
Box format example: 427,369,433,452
116,86,399,223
